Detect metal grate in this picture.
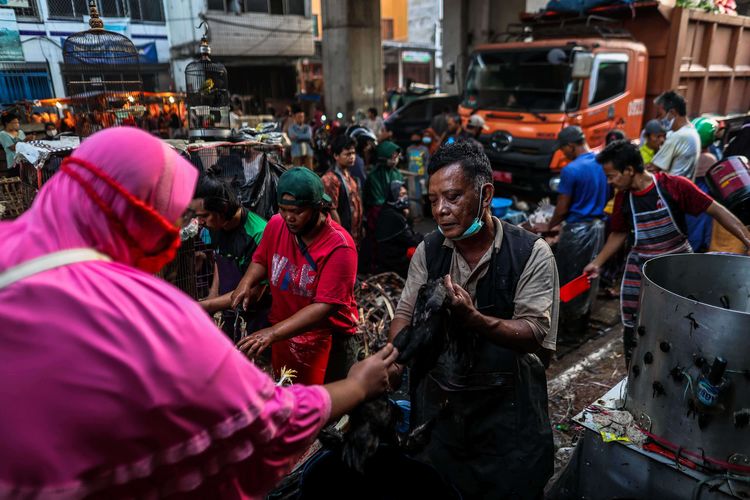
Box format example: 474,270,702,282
6,1,40,20
47,0,164,22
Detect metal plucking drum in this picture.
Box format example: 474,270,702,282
625,253,750,471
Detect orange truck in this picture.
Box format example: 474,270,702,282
459,1,750,197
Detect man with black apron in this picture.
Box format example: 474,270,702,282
539,126,608,336
584,140,750,364
389,142,559,499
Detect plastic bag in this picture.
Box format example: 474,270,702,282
555,220,605,320
239,152,286,220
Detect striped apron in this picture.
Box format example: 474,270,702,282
620,180,692,327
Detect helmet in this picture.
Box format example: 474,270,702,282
692,117,718,149
347,126,377,142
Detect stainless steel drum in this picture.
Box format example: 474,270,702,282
625,253,750,468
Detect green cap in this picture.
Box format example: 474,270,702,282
277,167,332,206
376,140,401,160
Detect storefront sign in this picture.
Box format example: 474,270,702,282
0,9,23,62
402,51,432,63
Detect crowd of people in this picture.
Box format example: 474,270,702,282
539,90,750,363
1,87,749,499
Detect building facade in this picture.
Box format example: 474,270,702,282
0,0,171,104
167,0,315,115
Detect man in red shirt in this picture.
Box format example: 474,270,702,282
321,135,363,244
232,167,359,385
584,140,750,364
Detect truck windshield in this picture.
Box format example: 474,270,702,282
463,49,581,113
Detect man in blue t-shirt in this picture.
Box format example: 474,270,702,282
541,126,609,335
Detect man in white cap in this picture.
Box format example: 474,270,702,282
464,114,486,141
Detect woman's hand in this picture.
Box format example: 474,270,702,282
347,344,400,401
237,327,277,359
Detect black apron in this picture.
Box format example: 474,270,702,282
414,224,554,500
555,219,605,321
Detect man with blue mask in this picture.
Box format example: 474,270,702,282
649,90,700,180
389,141,559,499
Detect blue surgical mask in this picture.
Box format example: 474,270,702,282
422,136,432,145
438,185,486,241
661,113,674,131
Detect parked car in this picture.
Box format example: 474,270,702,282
384,93,460,150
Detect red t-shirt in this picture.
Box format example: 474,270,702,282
253,214,359,335
610,172,713,234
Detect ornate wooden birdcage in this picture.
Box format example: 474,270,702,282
62,1,144,135
185,34,231,141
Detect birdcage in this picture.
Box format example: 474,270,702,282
62,1,144,136
17,142,76,210
185,35,231,141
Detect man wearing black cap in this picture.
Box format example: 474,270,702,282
538,126,608,335
231,167,360,385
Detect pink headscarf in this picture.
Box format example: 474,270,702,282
0,128,330,498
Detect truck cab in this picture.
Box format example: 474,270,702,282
460,38,648,196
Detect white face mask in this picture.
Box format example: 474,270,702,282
46,129,57,137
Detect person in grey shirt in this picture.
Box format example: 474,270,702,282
649,91,700,180
388,141,557,500
0,113,26,171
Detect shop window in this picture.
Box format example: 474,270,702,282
47,0,163,22
286,0,304,15
47,0,88,19
4,1,40,20
381,19,394,40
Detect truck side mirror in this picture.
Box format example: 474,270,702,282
572,52,594,79
446,63,456,85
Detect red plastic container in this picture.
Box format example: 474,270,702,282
560,274,591,303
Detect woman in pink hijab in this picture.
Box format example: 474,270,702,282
0,127,397,499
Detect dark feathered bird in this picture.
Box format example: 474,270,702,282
333,279,451,474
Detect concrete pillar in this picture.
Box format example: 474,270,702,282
321,0,383,119
441,0,467,96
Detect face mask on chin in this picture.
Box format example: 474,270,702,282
438,185,488,241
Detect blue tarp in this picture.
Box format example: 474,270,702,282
60,38,158,65
545,0,635,13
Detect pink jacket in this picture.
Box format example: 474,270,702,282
0,127,330,499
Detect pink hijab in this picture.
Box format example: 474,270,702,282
0,128,330,498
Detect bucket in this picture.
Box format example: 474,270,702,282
491,197,513,218
705,155,750,224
